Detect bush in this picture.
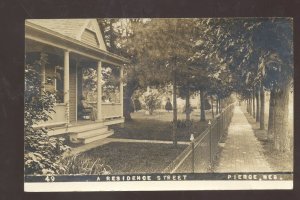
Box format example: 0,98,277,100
59,154,112,175
144,92,161,115
133,98,142,111
171,119,194,129
24,130,70,175
24,54,70,175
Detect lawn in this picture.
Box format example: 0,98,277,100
78,142,187,174
109,110,212,142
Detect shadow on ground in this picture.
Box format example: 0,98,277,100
242,109,293,172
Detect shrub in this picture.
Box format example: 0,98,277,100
133,98,142,111
144,92,161,115
24,130,70,175
60,154,112,175
24,54,70,175
171,119,194,129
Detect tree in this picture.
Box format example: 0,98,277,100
98,19,171,121
260,83,265,130
251,19,293,152
128,19,199,146
206,18,293,151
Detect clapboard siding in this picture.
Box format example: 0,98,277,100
69,64,77,122
81,29,99,48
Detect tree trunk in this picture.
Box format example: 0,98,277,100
268,90,275,141
252,90,256,118
256,87,260,122
211,95,214,119
200,89,205,121
172,70,177,146
219,99,222,113
260,85,265,130
249,98,252,115
247,99,250,113
124,80,138,121
273,79,290,152
216,97,219,114
185,87,190,121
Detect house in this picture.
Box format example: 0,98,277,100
25,19,129,144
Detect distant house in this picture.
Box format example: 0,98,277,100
25,19,129,144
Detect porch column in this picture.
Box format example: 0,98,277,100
64,50,70,123
97,61,103,121
41,61,46,92
120,65,124,117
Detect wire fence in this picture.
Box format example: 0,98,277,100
163,103,235,173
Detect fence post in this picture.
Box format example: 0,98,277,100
217,116,220,141
225,108,228,128
190,134,195,173
192,141,195,173
209,120,212,166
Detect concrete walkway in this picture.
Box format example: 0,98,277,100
215,106,273,172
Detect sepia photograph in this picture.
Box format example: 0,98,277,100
24,18,293,191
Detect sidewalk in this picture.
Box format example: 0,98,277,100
215,106,273,172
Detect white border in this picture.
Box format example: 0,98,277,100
25,180,293,192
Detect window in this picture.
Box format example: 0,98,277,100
55,65,64,103
43,53,64,103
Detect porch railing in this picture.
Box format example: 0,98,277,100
38,103,67,125
101,103,122,119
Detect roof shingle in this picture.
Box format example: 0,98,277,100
26,19,88,40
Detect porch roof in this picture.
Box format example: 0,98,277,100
25,19,130,65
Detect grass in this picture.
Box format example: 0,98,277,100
60,154,112,175
243,109,293,172
78,142,187,174
109,110,212,142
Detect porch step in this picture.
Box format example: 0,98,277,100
69,122,105,133
76,126,108,138
78,130,114,144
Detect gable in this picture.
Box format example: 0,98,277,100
81,29,100,47
26,19,107,52
78,19,107,51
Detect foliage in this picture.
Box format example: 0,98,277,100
165,100,173,111
82,67,97,99
98,18,293,150
143,91,161,115
59,154,112,175
172,119,194,129
133,98,142,111
24,132,70,175
24,54,70,175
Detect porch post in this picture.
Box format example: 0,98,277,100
120,65,124,117
97,61,103,121
64,50,70,124
41,61,46,92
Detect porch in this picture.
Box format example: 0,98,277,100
25,19,128,144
